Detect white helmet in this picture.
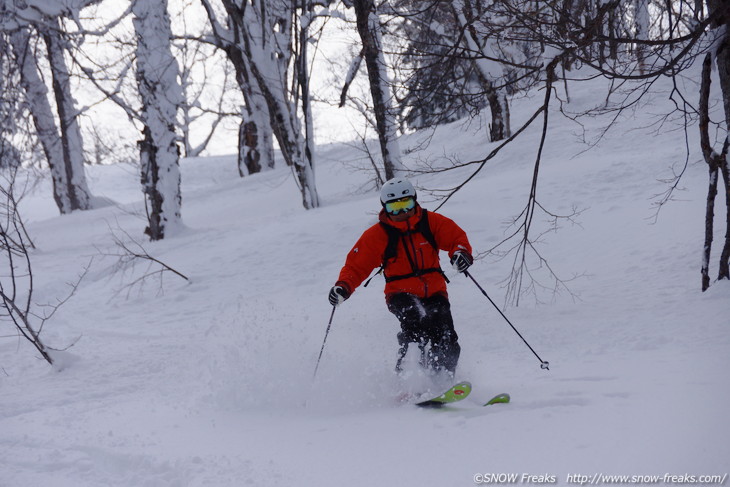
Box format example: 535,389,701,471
380,178,416,204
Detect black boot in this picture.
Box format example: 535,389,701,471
395,341,408,374
395,335,430,374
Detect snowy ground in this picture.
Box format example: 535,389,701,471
1,72,729,487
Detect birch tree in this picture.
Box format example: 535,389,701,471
220,32,275,176
5,10,93,214
634,0,650,74
132,0,183,240
8,27,72,212
348,0,404,180
42,17,92,211
200,0,320,209
175,0,275,175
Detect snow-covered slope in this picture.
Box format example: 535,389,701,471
1,72,728,486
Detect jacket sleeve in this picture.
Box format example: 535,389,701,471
429,212,472,259
335,224,388,295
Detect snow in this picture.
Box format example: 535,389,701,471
1,70,729,486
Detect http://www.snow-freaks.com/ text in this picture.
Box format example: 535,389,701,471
473,473,728,485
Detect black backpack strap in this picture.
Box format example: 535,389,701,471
379,210,437,261
379,221,401,262
376,211,449,284
416,210,449,282
417,209,438,252
383,267,447,283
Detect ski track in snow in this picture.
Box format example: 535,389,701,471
1,73,729,486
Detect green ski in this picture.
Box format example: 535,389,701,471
415,381,472,408
484,393,511,406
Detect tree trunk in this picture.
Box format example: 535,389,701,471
133,0,183,240
248,54,320,208
43,18,92,211
222,35,275,176
298,0,316,182
607,7,618,61
699,54,721,291
556,0,574,43
452,0,511,142
703,166,720,291
9,27,89,214
483,76,511,142
719,157,730,280
352,0,404,180
634,0,650,75
707,0,730,281
238,119,261,176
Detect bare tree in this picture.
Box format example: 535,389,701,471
2,0,106,213
392,1,484,131
172,1,241,159
200,0,320,208
0,164,87,367
705,0,730,283
177,38,236,159
97,223,189,300
0,221,53,365
404,0,722,302
347,0,405,180
450,0,513,142
7,23,93,213
42,16,93,211
698,53,728,291
196,0,276,177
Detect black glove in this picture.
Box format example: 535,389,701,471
450,251,473,273
328,285,351,306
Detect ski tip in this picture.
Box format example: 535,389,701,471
452,380,472,391
415,381,472,408
484,393,511,406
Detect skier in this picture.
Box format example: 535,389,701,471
328,178,474,378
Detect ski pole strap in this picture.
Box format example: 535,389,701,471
465,271,550,370
363,267,384,288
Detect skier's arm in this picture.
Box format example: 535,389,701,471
335,225,387,295
429,212,473,260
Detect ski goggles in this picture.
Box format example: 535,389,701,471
384,196,416,215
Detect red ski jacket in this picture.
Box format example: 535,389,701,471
335,205,472,299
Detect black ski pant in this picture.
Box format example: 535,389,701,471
386,292,460,375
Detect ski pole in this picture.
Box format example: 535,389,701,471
313,305,337,379
464,271,550,370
